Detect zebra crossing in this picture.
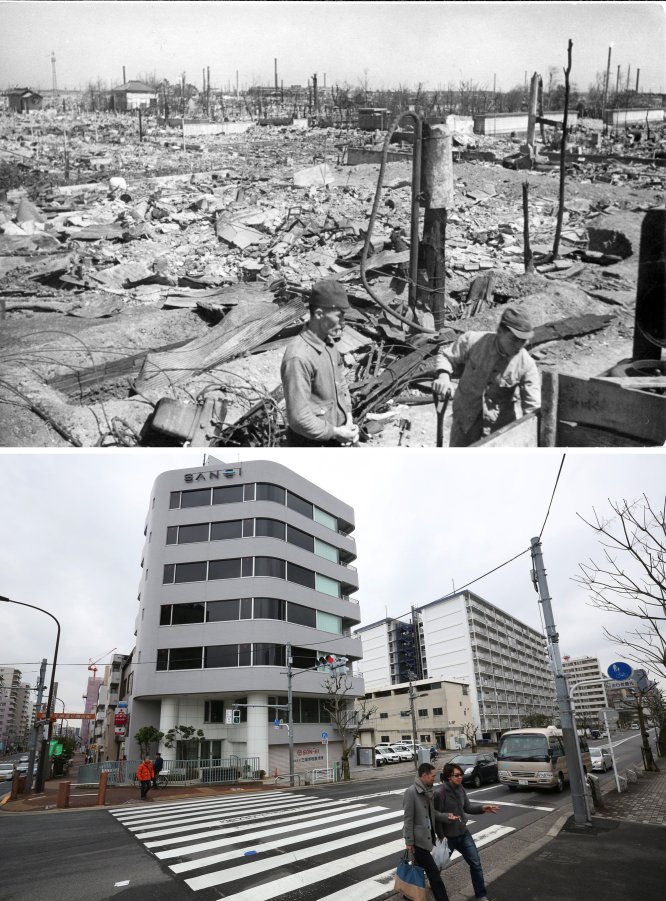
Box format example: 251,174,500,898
110,789,515,900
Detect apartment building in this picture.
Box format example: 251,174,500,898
128,458,364,775
356,590,557,742
90,655,129,762
562,655,609,728
0,667,33,752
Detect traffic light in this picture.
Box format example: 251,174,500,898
317,654,335,669
233,709,241,724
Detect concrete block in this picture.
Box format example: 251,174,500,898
626,768,638,783
618,774,628,791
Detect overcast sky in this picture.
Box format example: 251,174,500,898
1,2,664,94
1,449,663,726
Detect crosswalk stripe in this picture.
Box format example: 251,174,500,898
150,802,377,853
185,820,404,891
109,790,288,818
169,808,402,872
141,798,367,844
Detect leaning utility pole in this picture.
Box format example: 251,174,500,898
530,536,591,826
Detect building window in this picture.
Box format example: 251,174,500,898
156,649,169,671
256,483,286,505
315,573,340,597
204,645,239,668
379,712,388,719
253,643,286,667
316,610,342,634
314,538,338,563
208,558,242,580
462,686,469,695
169,647,203,670
166,526,178,545
211,520,243,541
160,605,172,626
287,491,313,520
255,557,286,579
256,518,286,540
171,603,205,625
212,485,244,505
287,602,316,627
286,524,314,552
313,506,337,531
181,488,212,508
418,708,428,717
204,700,225,723
243,483,255,501
254,597,286,620
169,492,180,509
299,697,320,723
400,710,411,717
287,562,316,589
207,599,240,621
178,523,210,544
433,707,443,716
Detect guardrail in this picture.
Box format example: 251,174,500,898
78,755,262,786
311,767,335,784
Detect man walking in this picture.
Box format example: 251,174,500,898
137,756,154,801
403,762,459,901
435,762,500,901
432,305,541,446
281,279,359,447
152,751,164,789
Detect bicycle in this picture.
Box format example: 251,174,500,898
131,772,169,789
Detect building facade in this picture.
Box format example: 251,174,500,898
356,590,556,742
361,676,471,750
562,655,609,729
128,459,363,775
0,667,33,752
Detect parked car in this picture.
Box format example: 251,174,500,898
631,723,640,730
388,744,414,761
15,760,28,774
590,747,613,772
449,753,499,788
0,763,16,781
375,747,400,765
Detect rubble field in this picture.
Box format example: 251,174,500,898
0,112,664,447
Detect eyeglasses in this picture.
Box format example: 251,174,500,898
451,773,464,778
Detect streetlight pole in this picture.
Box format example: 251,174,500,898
0,596,61,793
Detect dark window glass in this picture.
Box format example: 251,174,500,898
287,491,313,519
169,492,180,509
242,519,254,537
178,523,210,544
244,483,255,501
300,698,320,723
253,643,285,667
240,598,252,619
256,518,286,540
267,696,288,723
212,485,244,505
208,558,241,580
174,561,207,583
241,557,253,577
255,557,286,579
319,700,332,723
166,526,178,545
254,597,286,620
286,524,314,552
210,520,242,541
256,483,285,505
156,649,169,670
292,646,317,669
159,605,172,626
232,698,248,721
287,562,315,589
207,599,240,622
379,711,389,719
204,645,238,668
171,603,205,625
204,700,225,723
169,647,202,670
181,488,212,508
163,564,176,584
287,602,316,627
239,643,251,666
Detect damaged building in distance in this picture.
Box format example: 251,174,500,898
356,590,557,744
126,458,363,775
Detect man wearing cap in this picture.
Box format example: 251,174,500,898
281,279,359,447
432,305,541,446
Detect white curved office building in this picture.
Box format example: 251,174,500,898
128,458,363,775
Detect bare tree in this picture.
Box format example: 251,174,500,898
575,495,666,680
462,722,478,751
322,671,376,781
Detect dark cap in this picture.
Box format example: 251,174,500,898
310,279,350,310
499,305,533,339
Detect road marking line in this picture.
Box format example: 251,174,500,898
170,809,403,872
118,795,322,831
108,789,288,817
111,791,309,822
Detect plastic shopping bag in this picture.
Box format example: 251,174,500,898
432,837,451,870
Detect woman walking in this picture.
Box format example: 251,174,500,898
137,756,154,801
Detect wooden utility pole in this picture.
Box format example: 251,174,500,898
552,40,573,260
522,181,534,273
419,123,454,331
602,44,612,130
526,72,540,153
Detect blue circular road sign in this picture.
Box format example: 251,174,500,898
321,731,329,740
607,661,632,681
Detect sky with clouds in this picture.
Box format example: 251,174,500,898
1,2,663,94
1,448,663,728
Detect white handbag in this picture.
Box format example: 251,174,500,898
432,837,451,870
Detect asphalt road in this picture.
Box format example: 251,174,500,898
0,731,650,901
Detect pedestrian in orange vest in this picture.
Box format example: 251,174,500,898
137,757,154,800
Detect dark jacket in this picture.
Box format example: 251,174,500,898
434,780,484,839
153,755,163,774
403,777,449,851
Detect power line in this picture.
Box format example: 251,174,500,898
539,454,566,539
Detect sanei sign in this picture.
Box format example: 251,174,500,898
184,468,240,483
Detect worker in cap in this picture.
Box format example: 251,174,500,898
432,305,540,447
281,279,359,446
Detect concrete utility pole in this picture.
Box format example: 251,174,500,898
286,642,295,786
530,537,591,826
408,671,419,771
25,659,47,793
602,44,613,131
274,58,278,93
122,65,126,85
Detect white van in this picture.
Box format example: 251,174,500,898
496,726,591,792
